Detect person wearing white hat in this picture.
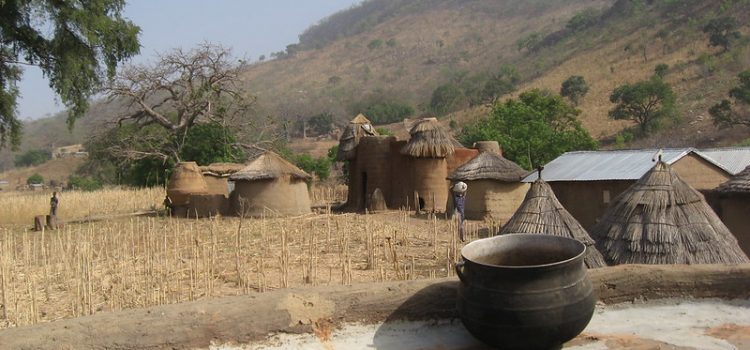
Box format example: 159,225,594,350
452,181,467,242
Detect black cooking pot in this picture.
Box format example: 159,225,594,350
455,234,596,350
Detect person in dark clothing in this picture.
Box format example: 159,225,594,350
50,192,59,216
163,195,174,216
452,182,467,242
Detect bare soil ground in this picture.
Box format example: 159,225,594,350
0,264,747,349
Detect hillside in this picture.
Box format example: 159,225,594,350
4,0,750,170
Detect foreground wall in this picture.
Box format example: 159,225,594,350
0,265,747,349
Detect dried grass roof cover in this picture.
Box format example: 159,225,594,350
400,118,458,158
229,152,311,181
716,165,750,194
336,113,378,161
500,178,607,268
200,163,245,176
448,152,529,182
591,161,749,265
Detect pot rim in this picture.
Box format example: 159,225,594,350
460,233,586,269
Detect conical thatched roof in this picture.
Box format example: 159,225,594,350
401,118,459,158
336,113,378,161
716,164,750,194
229,152,311,182
591,161,749,265
448,152,529,182
499,178,607,268
200,163,245,177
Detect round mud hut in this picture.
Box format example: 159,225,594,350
200,162,245,197
715,165,750,256
499,176,607,268
401,118,459,212
591,161,750,265
229,152,312,217
167,162,209,206
447,142,529,222
336,113,378,161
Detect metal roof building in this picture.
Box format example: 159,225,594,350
523,148,750,182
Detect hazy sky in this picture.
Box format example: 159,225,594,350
16,0,361,120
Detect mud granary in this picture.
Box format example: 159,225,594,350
338,115,480,213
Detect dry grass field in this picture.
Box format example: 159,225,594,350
0,187,492,329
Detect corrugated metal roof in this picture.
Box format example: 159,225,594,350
523,148,695,182
523,147,750,182
695,147,750,175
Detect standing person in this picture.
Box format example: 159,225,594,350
452,182,468,242
163,195,174,216
50,191,59,216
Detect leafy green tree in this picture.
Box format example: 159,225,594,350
14,149,51,167
0,0,140,149
516,32,543,53
67,176,103,191
460,89,597,169
709,70,750,127
703,17,741,52
294,154,331,180
353,101,414,125
654,64,669,78
566,8,599,32
27,173,44,185
104,43,254,160
430,83,467,115
480,65,519,104
367,39,383,50
79,121,245,187
609,77,676,133
179,123,246,166
375,127,393,136
560,76,589,106
307,113,335,135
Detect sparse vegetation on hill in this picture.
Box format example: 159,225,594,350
6,0,750,172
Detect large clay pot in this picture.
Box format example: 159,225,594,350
456,234,596,350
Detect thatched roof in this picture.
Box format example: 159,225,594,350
336,113,378,161
400,118,459,158
499,178,607,268
200,163,245,177
448,152,529,182
716,164,750,194
229,152,311,182
591,161,750,265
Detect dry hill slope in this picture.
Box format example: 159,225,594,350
7,0,750,171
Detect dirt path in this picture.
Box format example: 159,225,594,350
0,264,748,349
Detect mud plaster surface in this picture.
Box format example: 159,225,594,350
212,298,750,350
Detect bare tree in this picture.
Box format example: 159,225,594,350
104,42,255,160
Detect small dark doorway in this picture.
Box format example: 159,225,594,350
362,172,368,210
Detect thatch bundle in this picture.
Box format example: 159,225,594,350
591,161,749,265
448,152,529,182
336,113,378,161
401,118,459,158
229,152,312,182
168,162,209,205
716,165,750,195
500,178,607,268
200,163,245,177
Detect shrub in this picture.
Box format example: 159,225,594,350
14,149,51,167
430,83,467,115
361,101,414,124
367,39,383,50
67,176,103,191
294,154,331,180
27,173,44,185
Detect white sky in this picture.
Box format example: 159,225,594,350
15,0,362,120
